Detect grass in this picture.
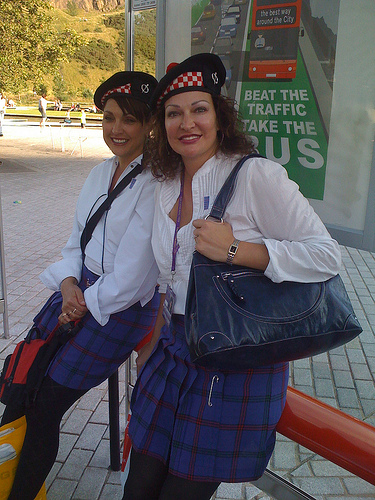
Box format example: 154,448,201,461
8,6,156,104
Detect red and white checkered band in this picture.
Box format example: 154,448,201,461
157,72,203,106
101,83,132,105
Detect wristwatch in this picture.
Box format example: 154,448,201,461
226,239,240,265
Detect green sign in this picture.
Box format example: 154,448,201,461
239,51,328,200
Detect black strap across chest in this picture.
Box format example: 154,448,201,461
80,162,142,254
208,153,263,221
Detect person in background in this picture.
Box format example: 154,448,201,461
0,92,6,137
38,93,48,128
123,53,342,500
1,70,160,500
80,107,86,128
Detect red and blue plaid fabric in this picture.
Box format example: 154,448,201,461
129,315,289,482
101,83,132,105
32,266,159,390
157,72,204,106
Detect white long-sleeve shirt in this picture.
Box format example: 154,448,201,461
40,155,159,325
152,153,342,315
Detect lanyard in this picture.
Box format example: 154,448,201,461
171,173,184,276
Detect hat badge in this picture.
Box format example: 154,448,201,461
212,72,219,85
141,83,150,94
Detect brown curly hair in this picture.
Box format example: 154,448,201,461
144,94,255,180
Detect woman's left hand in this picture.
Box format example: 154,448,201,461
192,218,234,262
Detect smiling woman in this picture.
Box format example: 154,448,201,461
164,92,219,175
122,53,342,500
1,70,161,500
101,99,150,188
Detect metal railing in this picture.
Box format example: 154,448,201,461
253,386,375,499
276,386,375,485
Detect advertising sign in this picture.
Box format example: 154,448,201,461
191,0,339,200
132,0,156,11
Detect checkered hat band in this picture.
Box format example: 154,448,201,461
101,83,132,105
157,72,204,105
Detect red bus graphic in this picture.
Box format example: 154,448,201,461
248,0,302,79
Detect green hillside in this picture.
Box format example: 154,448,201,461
13,6,156,104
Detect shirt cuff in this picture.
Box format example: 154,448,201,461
40,259,82,291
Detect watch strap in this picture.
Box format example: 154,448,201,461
226,239,240,265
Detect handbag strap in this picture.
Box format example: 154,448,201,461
209,153,263,221
80,162,142,253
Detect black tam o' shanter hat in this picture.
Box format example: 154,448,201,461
151,53,226,109
94,71,158,111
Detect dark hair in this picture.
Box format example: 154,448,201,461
146,94,255,180
103,94,152,124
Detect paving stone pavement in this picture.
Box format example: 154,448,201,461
0,122,374,500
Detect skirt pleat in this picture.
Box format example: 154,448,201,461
129,315,289,482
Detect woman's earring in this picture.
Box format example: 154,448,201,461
219,130,225,147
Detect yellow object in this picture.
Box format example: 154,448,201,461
0,416,46,500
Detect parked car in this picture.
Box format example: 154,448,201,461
226,5,241,23
213,35,234,56
219,16,238,37
221,1,232,17
191,25,206,45
202,3,216,20
234,0,247,4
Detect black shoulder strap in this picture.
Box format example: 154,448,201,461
80,162,142,254
209,153,263,221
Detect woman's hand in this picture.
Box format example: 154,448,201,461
59,277,88,324
192,218,234,262
192,218,270,270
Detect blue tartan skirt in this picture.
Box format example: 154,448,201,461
129,315,289,483
32,266,159,390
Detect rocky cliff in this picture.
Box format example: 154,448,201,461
50,0,125,11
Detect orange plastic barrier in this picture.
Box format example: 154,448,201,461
277,387,375,485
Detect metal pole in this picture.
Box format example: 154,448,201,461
155,0,166,79
0,180,9,338
124,0,133,70
253,469,317,500
108,370,121,471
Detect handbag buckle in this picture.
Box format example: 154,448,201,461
204,214,223,223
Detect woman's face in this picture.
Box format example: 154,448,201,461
102,98,149,164
164,91,219,168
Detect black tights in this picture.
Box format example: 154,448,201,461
1,375,87,500
123,449,220,500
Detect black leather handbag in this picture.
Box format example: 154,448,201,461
185,155,362,370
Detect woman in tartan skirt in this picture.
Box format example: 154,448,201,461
1,71,161,500
123,54,342,500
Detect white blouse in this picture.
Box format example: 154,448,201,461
151,153,342,315
40,155,159,326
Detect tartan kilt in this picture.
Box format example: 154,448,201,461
32,266,159,390
129,315,289,483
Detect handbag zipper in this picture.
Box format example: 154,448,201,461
221,269,263,280
4,342,26,387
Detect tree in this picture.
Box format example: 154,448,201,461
0,0,84,93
